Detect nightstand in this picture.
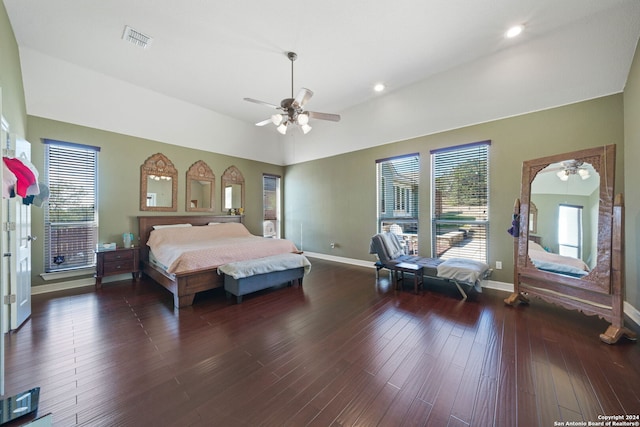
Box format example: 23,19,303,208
95,246,140,288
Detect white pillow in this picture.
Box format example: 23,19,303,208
208,222,221,225
152,223,193,230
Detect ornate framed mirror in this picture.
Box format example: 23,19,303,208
505,144,636,344
221,165,244,214
140,153,178,211
186,160,215,212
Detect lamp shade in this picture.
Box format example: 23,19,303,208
271,114,283,125
297,113,309,125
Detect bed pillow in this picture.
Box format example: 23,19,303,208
152,223,193,230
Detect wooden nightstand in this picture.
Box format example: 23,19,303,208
95,247,140,288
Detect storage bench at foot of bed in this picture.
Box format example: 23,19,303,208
219,253,312,303
224,267,305,303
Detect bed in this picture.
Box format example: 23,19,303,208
138,215,299,308
527,240,590,278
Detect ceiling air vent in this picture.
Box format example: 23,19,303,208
122,25,153,49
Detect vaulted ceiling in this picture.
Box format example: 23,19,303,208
4,0,640,165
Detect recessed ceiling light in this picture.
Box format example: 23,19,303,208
505,24,524,39
374,83,385,92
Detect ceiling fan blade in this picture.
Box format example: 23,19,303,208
308,111,341,122
243,98,279,109
292,88,313,108
255,118,272,126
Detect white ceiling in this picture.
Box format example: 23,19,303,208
4,0,640,165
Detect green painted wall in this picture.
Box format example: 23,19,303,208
27,116,284,286
284,95,626,287
624,39,640,308
0,2,26,137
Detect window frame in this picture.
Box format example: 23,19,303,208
262,174,281,238
430,141,490,263
376,153,420,255
44,139,100,273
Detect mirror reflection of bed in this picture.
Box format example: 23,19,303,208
505,144,636,344
528,159,599,277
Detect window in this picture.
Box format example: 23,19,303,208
431,141,490,262
558,204,583,258
44,139,99,272
376,153,420,254
263,174,280,238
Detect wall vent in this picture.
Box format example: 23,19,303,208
122,25,153,49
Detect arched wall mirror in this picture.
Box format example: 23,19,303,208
221,165,244,213
186,160,215,212
506,144,636,344
140,153,178,211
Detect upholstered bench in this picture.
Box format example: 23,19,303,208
218,253,311,303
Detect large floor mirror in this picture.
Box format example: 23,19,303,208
505,144,636,344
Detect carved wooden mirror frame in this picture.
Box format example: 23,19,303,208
517,145,614,293
140,153,178,211
186,160,215,212
221,165,245,213
506,144,636,344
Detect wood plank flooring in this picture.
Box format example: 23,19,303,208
4,258,640,426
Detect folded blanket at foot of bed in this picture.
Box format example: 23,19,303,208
217,252,311,279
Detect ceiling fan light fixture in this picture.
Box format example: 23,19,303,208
271,113,283,125
301,124,312,134
374,83,385,92
277,123,288,135
578,168,590,180
297,113,309,125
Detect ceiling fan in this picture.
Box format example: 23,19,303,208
244,52,341,135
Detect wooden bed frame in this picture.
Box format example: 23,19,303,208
138,215,243,308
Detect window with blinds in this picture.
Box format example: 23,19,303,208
431,141,490,262
558,204,583,258
376,153,420,255
263,174,280,238
44,139,99,272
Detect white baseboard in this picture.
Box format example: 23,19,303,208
304,252,640,328
31,273,131,295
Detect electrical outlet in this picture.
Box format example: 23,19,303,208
330,242,336,249
496,261,502,270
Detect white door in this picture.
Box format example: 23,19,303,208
10,138,32,330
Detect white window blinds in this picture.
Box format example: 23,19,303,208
431,141,490,262
44,140,99,272
376,153,420,255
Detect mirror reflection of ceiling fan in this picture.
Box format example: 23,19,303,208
244,52,341,135
541,160,592,181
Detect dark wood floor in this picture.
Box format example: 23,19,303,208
4,258,640,426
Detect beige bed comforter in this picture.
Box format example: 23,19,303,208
147,223,299,274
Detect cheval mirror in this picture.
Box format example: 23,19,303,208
186,160,215,212
505,144,636,344
140,153,178,211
